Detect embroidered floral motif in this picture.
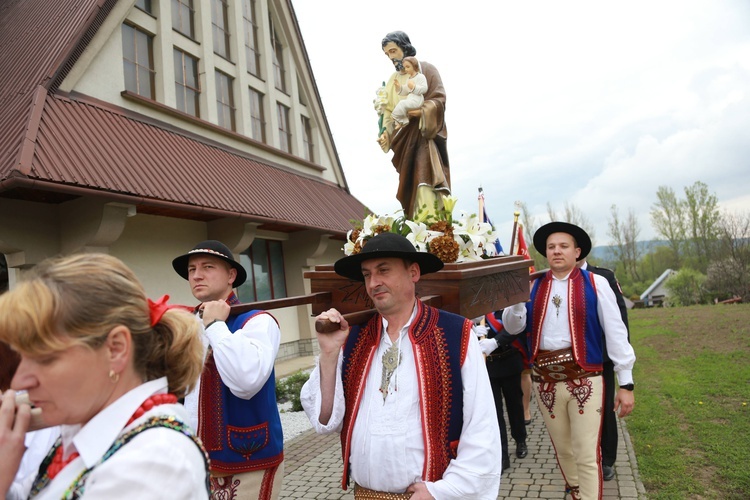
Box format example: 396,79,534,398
210,475,241,500
565,377,594,413
31,416,209,500
537,381,557,418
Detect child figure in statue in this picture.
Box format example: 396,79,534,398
377,31,451,220
391,56,427,130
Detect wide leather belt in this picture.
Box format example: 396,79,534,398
532,348,601,383
354,484,413,499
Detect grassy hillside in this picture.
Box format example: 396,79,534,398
627,304,750,499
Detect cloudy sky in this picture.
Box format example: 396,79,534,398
291,0,750,248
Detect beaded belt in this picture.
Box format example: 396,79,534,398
354,484,413,499
532,348,601,383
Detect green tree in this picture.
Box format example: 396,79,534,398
650,186,686,265
705,210,750,301
683,181,720,270
547,201,596,245
608,204,642,281
518,201,544,268
665,268,707,306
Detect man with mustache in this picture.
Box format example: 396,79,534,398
377,31,451,220
301,233,502,499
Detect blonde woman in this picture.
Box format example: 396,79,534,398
0,253,209,499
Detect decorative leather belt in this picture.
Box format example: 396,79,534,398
354,484,413,499
532,348,601,383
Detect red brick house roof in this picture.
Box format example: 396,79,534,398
0,0,367,235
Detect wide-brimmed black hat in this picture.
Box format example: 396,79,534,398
172,240,247,287
334,232,444,282
533,222,591,261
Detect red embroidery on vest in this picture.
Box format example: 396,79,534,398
340,302,467,488
532,269,602,372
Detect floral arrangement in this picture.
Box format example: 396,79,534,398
344,195,498,263
373,82,388,136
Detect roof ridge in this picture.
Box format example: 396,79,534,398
14,86,49,176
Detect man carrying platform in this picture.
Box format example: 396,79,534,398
301,232,501,499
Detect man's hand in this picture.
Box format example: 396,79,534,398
315,308,349,357
479,338,498,356
614,389,635,417
405,481,434,499
316,309,349,425
200,300,230,327
473,324,489,338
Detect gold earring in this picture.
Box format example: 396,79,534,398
109,369,120,383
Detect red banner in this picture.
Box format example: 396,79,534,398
517,223,536,273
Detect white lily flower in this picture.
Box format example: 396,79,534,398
404,220,430,250
374,214,395,229
361,214,380,236
343,239,357,256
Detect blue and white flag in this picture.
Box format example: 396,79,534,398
478,189,504,256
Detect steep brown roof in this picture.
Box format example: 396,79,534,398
0,0,367,236
0,0,108,179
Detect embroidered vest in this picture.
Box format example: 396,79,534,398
198,308,284,473
30,416,209,499
339,301,471,489
527,267,604,371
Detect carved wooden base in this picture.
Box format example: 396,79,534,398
303,255,533,321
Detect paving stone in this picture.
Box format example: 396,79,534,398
278,399,647,499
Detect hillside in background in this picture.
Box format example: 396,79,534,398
589,240,669,262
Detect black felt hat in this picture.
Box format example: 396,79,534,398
172,240,247,287
533,222,591,261
334,232,444,282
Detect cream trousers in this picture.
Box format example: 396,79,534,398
535,375,604,500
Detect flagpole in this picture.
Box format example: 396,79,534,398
510,205,520,255
477,187,487,336
478,187,485,223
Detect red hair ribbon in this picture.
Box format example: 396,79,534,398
148,294,171,327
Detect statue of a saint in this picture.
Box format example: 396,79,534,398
376,31,451,220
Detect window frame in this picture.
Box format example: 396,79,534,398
238,239,287,302
172,0,195,39
277,102,291,153
249,87,266,143
122,23,156,99
211,0,231,60
242,0,261,77
215,71,236,131
174,48,201,117
134,0,153,15
301,115,314,161
270,20,286,93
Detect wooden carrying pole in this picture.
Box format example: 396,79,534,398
228,291,331,316
315,295,443,334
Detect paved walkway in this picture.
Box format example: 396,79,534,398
274,358,647,499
